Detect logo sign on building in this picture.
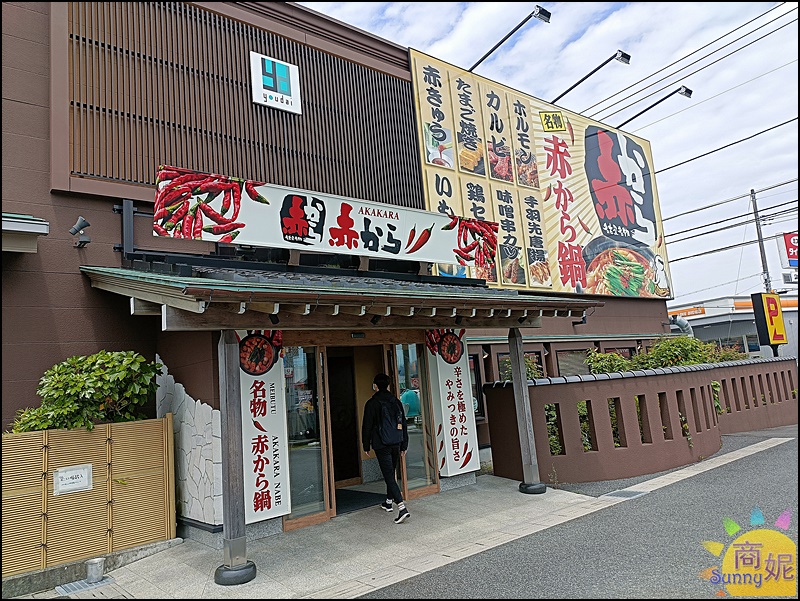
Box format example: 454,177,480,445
53,463,92,496
153,166,498,269
777,232,798,268
238,330,291,523
249,51,302,115
751,293,787,346
408,49,673,300
425,329,480,477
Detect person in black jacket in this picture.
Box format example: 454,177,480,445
362,373,411,523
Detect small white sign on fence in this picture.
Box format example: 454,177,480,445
53,463,93,496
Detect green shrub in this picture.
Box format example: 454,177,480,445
585,348,633,374
498,355,543,381
9,351,162,433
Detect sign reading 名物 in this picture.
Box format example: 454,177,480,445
425,329,480,477
53,463,92,496
409,49,673,299
237,329,292,523
751,293,787,346
152,166,498,268
249,51,302,115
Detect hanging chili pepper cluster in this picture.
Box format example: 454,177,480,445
425,328,466,364
153,166,269,243
443,214,498,270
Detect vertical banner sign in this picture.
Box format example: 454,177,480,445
751,294,787,346
777,232,798,268
237,329,291,523
410,48,674,299
425,329,480,476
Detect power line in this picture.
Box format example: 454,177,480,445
581,2,791,115
671,273,762,298
667,206,797,244
630,59,798,133
663,178,798,221
665,199,799,237
655,117,798,174
670,233,783,262
594,16,798,122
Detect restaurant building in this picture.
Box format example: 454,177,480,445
2,1,674,545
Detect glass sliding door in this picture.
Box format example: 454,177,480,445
283,346,328,521
394,343,438,495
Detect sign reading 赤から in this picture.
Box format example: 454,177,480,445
425,329,480,476
152,166,498,269
237,329,291,523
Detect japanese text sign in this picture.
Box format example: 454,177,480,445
425,329,480,477
778,232,798,268
152,166,498,269
237,330,291,523
409,49,673,299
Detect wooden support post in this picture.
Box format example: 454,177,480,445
508,327,546,494
214,330,257,585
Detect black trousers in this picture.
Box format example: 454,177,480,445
375,445,403,503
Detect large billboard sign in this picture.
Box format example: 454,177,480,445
409,49,673,299
153,166,498,270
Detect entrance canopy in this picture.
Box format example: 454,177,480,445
80,264,603,331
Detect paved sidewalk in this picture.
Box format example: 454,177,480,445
10,433,794,600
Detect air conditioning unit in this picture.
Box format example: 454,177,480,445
782,271,799,284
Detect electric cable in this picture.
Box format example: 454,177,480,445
663,178,797,221
580,2,790,115
670,233,783,262
593,16,798,122
665,200,798,239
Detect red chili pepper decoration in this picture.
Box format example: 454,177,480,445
460,450,473,469
244,180,269,204
181,210,194,239
193,207,203,239
406,224,434,254
252,419,268,433
164,201,190,231
543,183,552,202
405,225,417,250
153,223,168,236
576,216,592,235
218,231,240,243
197,201,235,225
566,117,575,145
203,221,245,235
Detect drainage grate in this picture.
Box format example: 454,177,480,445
55,576,114,596
601,489,649,499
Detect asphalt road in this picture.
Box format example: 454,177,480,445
359,425,798,599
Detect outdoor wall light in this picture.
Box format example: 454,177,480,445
69,216,91,248
468,5,551,72
551,49,631,104
370,314,382,325
268,313,280,325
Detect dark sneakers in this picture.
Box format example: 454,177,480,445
394,507,410,524
380,500,393,512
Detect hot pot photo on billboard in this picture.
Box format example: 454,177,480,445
583,126,671,298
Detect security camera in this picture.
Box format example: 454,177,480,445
69,216,91,235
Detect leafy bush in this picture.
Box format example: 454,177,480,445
585,348,633,374
498,355,543,381
9,351,162,433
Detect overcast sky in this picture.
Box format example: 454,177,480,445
300,1,799,307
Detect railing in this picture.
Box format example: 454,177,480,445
484,358,798,485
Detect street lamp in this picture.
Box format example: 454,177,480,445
551,50,631,104
468,5,552,72
616,85,692,129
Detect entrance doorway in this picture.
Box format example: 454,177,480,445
328,345,388,514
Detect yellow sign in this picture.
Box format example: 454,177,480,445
763,294,787,344
538,111,568,132
408,49,673,299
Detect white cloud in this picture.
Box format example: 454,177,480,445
301,2,799,304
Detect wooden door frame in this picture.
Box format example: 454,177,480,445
282,346,336,531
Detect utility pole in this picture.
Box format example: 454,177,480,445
751,188,772,292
